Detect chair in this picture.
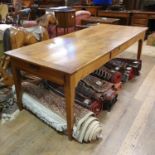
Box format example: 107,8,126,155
75,10,91,30
75,10,91,25
0,26,49,86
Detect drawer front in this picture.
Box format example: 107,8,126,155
131,18,148,26
12,58,65,85
132,13,148,19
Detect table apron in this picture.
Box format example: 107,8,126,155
74,52,110,86
11,57,65,85
111,32,145,58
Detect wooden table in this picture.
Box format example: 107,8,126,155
6,24,147,140
81,16,120,25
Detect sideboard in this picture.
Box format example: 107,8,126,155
131,10,155,27
98,10,155,28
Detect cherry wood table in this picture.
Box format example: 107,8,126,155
6,24,147,140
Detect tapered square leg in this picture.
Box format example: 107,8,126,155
64,75,75,140
137,39,143,60
11,62,23,110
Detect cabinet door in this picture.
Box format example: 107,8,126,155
55,11,75,28
131,18,148,26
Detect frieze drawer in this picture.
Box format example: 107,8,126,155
131,18,148,26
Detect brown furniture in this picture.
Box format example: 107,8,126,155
54,9,76,35
98,10,131,25
123,0,141,10
81,16,120,25
22,0,34,7
45,8,76,35
6,24,147,140
98,10,155,28
72,5,102,16
131,10,155,27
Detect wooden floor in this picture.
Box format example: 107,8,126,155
0,43,155,155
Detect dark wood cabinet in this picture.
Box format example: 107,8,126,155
98,10,155,32
131,11,155,27
54,9,76,34
55,9,76,28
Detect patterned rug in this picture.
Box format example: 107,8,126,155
22,81,103,143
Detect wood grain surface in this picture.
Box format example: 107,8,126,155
6,24,147,74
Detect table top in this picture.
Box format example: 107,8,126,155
6,24,147,74
82,16,120,23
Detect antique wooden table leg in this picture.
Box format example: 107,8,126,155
137,39,143,60
11,61,23,110
64,75,75,140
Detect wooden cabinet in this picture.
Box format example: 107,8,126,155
131,13,148,26
132,18,148,26
55,9,76,34
131,11,155,27
55,9,76,28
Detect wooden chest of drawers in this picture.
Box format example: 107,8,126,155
131,13,148,26
131,11,155,27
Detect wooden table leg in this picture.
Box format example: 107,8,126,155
137,39,143,60
64,75,75,140
11,62,23,110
